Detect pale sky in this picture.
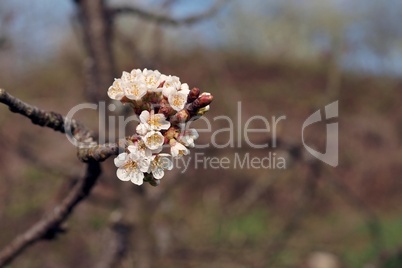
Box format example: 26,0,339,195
2,0,402,76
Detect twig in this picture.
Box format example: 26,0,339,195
326,172,383,254
0,89,93,142
0,89,120,162
0,89,120,267
75,0,115,103
110,0,228,26
78,143,120,162
0,161,101,267
97,212,131,268
265,161,320,267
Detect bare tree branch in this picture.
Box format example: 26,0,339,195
0,89,120,162
110,0,228,26
78,143,120,162
97,212,131,268
0,161,101,267
326,172,383,254
0,88,93,141
0,89,121,267
265,161,320,267
75,0,115,103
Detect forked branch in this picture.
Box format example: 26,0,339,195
0,89,119,267
0,161,101,266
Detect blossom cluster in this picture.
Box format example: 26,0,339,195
108,68,213,186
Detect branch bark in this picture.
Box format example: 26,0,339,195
0,89,120,267
0,89,92,139
75,0,115,102
0,161,101,267
110,0,228,26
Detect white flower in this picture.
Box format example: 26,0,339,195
130,69,143,80
178,129,199,148
107,79,125,100
168,91,188,111
143,130,165,151
128,142,152,157
121,71,133,82
113,149,151,185
162,87,176,98
136,123,149,136
121,69,144,83
160,75,181,97
143,68,162,92
180,83,190,94
124,80,147,101
150,153,173,180
170,139,190,158
134,138,163,155
139,110,171,131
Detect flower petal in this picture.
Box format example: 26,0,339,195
124,81,147,101
143,131,165,151
114,152,128,167
116,167,130,181
130,171,144,185
159,156,173,170
139,110,149,124
180,83,190,94
136,123,149,136
170,140,190,158
139,157,151,173
152,167,164,180
162,87,176,98
168,92,187,111
107,81,125,100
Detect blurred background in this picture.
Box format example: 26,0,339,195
1,0,402,267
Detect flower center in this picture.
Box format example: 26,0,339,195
172,95,184,106
146,76,157,86
123,160,138,171
138,142,147,151
148,115,162,127
147,133,163,146
130,84,140,96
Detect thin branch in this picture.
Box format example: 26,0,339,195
75,0,115,103
0,161,101,267
0,89,120,162
97,212,131,268
110,0,228,26
0,89,120,267
0,89,93,141
78,143,120,162
326,172,383,254
265,161,320,267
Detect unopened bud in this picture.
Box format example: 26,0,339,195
164,126,180,140
187,87,200,103
170,109,190,124
147,92,163,103
198,92,213,107
187,92,213,116
159,99,176,118
197,105,210,116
